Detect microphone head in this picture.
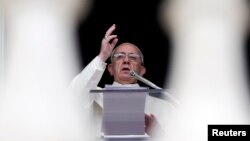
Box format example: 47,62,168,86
129,70,136,77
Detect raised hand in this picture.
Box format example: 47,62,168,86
98,24,119,62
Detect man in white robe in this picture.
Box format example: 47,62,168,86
70,24,176,140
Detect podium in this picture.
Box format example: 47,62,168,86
90,85,173,141
90,86,158,141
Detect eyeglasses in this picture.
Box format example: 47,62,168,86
112,52,141,62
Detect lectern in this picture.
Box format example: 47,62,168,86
90,85,160,141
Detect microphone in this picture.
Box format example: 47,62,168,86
129,70,162,89
129,70,181,106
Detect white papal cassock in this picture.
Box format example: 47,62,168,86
70,56,178,140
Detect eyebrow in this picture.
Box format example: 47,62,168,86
115,52,139,54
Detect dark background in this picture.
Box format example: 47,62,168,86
75,0,172,88
75,0,250,89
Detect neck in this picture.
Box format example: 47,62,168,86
115,80,137,85
113,81,139,86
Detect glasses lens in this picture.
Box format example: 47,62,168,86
113,52,140,62
128,53,140,61
113,53,125,60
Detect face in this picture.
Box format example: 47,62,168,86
108,43,146,84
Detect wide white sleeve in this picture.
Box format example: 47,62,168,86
69,56,106,107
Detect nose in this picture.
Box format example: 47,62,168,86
123,55,130,64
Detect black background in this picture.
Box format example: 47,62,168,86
75,0,172,88
75,0,250,89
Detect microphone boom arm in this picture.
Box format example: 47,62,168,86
129,70,180,106
129,70,162,89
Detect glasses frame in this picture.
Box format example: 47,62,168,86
112,52,142,63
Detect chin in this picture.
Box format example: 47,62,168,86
119,78,136,84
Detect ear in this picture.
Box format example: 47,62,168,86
139,66,146,76
108,64,114,76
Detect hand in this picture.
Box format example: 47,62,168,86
145,114,156,135
98,24,119,62
145,114,165,137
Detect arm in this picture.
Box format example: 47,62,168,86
70,24,118,106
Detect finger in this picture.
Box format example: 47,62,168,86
105,24,116,37
145,114,150,117
145,114,150,119
150,114,155,118
104,35,117,42
111,38,118,47
145,114,151,124
145,114,149,121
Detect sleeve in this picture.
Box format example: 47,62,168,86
69,56,107,107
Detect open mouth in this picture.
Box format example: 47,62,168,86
121,67,130,73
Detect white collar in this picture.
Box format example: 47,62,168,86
112,81,140,87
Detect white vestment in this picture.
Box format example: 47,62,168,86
70,56,177,139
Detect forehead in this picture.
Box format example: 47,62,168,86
115,44,139,53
